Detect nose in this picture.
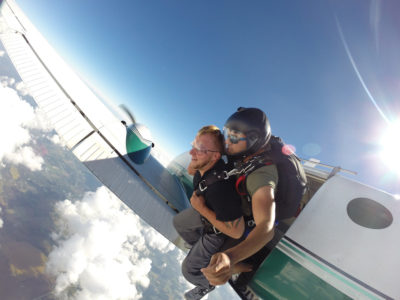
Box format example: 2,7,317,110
189,147,196,156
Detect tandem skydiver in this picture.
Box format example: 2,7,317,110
173,125,246,300
201,107,306,287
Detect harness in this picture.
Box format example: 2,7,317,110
194,136,307,234
194,153,272,234
193,167,237,235
195,152,271,195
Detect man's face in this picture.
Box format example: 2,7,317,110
189,133,220,171
224,129,247,155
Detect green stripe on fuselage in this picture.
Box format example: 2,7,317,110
280,239,380,299
126,127,149,152
249,248,352,300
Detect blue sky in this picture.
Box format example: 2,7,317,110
16,0,400,194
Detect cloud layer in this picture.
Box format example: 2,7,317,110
47,186,178,300
0,84,52,171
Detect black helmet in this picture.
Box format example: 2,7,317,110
224,107,271,156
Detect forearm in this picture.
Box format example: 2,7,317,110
225,222,274,264
200,207,244,239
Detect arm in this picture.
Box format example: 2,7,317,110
201,186,275,285
225,185,275,263
190,192,245,239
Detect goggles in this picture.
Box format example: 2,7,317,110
223,128,247,144
191,140,219,155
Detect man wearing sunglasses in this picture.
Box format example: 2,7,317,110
173,125,245,300
201,107,291,286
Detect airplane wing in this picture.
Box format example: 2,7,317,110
0,0,190,248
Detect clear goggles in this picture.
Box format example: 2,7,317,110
191,140,219,155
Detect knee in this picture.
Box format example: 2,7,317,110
181,256,192,281
181,253,210,288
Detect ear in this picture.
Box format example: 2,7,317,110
213,152,221,162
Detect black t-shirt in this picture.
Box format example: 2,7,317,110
193,159,242,222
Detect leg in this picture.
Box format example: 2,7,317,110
182,233,226,289
173,207,204,245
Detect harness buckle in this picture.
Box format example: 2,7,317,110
242,163,255,175
223,170,229,180
198,180,207,192
247,219,256,227
213,226,222,235
227,168,239,177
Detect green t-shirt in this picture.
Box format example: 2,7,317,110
246,164,279,197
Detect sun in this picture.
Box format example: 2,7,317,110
379,120,400,176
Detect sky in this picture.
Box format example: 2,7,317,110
12,0,400,194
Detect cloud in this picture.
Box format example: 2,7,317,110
47,186,179,300
0,50,4,57
49,134,67,147
14,80,30,96
0,75,15,87
0,85,51,171
0,76,30,96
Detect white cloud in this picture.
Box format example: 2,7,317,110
47,186,179,300
14,80,30,96
0,85,51,171
0,76,30,96
0,75,14,87
3,146,44,171
141,225,175,253
49,134,67,147
0,50,4,57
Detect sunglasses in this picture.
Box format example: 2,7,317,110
191,141,219,155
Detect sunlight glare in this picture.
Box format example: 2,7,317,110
136,123,153,141
379,120,400,176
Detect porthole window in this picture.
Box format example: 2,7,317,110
347,198,393,229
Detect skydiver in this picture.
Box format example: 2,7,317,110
173,125,245,300
201,107,306,287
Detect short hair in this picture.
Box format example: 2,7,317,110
197,125,225,154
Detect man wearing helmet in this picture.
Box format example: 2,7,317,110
201,107,304,286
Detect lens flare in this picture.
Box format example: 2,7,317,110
282,144,296,156
379,120,400,176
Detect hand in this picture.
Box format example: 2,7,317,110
190,192,206,213
201,252,232,285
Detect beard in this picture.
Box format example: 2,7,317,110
189,159,209,171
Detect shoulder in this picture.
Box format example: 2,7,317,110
246,164,278,197
248,164,278,178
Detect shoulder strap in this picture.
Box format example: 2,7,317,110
234,159,274,197
195,170,229,195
